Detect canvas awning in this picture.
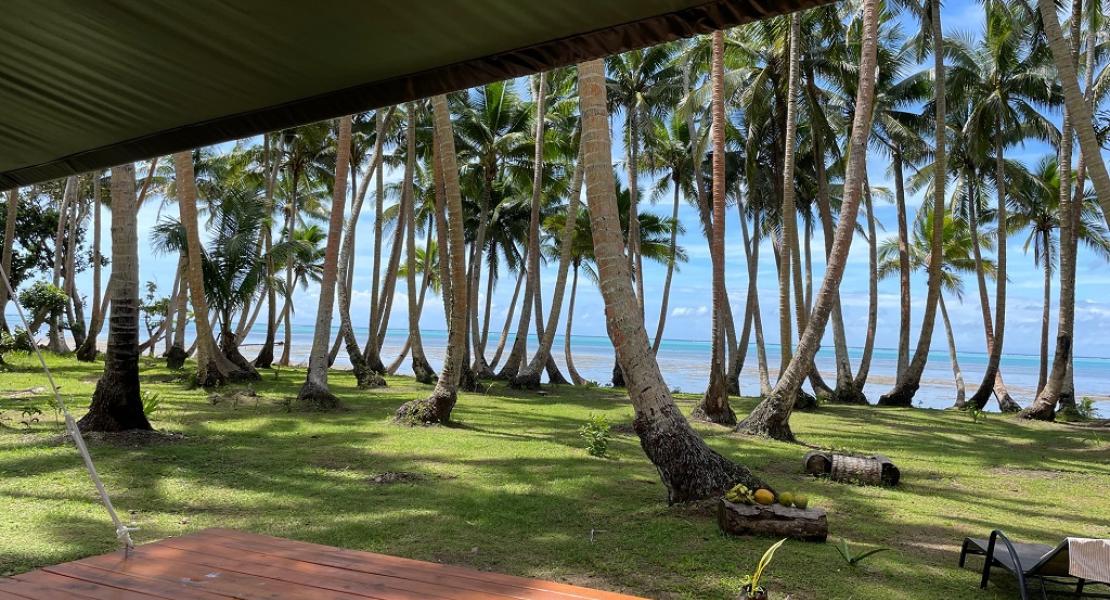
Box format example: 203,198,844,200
0,0,828,190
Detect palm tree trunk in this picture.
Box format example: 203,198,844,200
76,175,104,359
297,116,353,408
253,133,280,369
969,131,1016,412
579,57,767,502
692,30,737,426
479,248,496,353
739,0,879,440
65,195,88,349
48,176,76,353
174,151,256,386
940,294,966,408
564,262,588,385
1037,230,1051,397
166,274,189,369
396,95,468,424
512,144,583,389
77,164,151,432
1023,2,1085,419
530,271,570,385
774,13,802,390
626,109,644,316
488,269,525,370
892,147,911,383
0,188,19,334
879,0,945,407
278,167,298,368
1036,0,1110,222
387,244,433,376
741,210,773,397
854,177,879,391
362,111,390,373
791,207,830,405
498,73,548,380
469,174,496,378
652,176,682,354
401,103,437,384
373,201,405,351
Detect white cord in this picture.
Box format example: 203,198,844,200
1,264,135,550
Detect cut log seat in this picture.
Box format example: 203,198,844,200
717,500,829,542
803,450,900,486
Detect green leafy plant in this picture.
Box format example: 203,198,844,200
833,538,890,566
739,538,787,598
578,414,611,457
0,328,33,353
967,406,988,424
19,405,43,429
1076,397,1101,420
141,390,162,417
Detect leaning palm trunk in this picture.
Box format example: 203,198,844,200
739,0,880,440
253,134,280,369
940,294,966,408
65,196,89,349
853,178,879,391
512,145,583,389
879,0,946,407
969,132,1015,412
652,177,682,354
396,95,468,424
1036,0,1110,219
741,208,773,396
174,151,257,386
387,253,433,375
692,30,736,425
166,275,189,369
892,147,912,383
497,73,548,381
579,57,766,501
77,164,151,432
1037,230,1051,396
402,103,436,384
48,176,76,353
297,116,353,408
564,262,588,385
488,269,525,370
805,69,859,404
75,177,103,358
0,188,19,334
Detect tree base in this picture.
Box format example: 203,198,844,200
459,364,481,392
829,386,868,405
634,406,767,504
412,357,437,385
354,366,387,389
611,362,625,388
1019,397,1056,421
509,370,543,391
795,389,819,411
166,345,187,369
252,342,275,369
727,372,741,396
74,340,99,362
296,380,342,410
736,391,797,442
78,373,153,433
545,357,569,385
395,388,455,425
878,382,918,407
692,377,737,426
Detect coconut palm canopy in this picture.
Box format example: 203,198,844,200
0,0,832,189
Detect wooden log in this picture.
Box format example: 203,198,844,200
717,500,828,543
802,450,900,486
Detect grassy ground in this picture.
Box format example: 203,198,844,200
1,353,1107,599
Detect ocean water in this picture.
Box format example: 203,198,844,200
240,325,1110,413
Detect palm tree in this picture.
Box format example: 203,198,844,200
77,164,151,432
691,29,736,425
297,116,351,409
948,1,1057,410
395,95,469,424
401,102,437,384
880,208,995,407
879,0,948,407
173,151,254,386
739,0,881,440
579,56,767,502
1010,155,1110,394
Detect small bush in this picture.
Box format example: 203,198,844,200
0,328,33,353
1077,397,1101,420
579,414,611,457
141,390,161,417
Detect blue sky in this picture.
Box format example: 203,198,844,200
74,0,1110,360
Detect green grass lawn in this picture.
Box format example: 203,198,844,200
1,353,1108,599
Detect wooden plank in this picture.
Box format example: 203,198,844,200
41,562,243,600
164,532,591,600
7,572,152,598
57,557,372,600
155,535,508,600
202,529,644,600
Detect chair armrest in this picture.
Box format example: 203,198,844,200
983,530,1030,600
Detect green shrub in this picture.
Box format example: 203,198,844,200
19,281,68,324
141,390,161,417
579,414,611,457
1077,397,1101,420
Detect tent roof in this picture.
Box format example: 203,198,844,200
1,0,826,190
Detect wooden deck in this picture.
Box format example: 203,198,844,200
0,528,646,599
